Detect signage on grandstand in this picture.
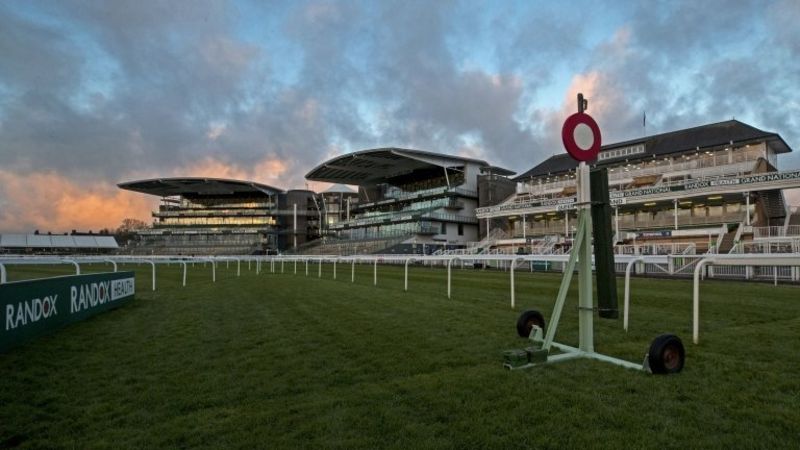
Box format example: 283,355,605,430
636,231,672,238
614,170,800,200
476,169,800,217
1,272,135,352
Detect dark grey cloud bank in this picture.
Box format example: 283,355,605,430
0,0,798,192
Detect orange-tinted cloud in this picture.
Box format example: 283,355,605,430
0,169,156,233
560,71,617,124
0,156,300,233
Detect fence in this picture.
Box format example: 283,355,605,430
4,252,800,347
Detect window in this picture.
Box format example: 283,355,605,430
458,223,464,236
598,144,646,161
441,222,447,234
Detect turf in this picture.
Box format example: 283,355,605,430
1,261,799,449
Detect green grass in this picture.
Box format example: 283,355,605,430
1,261,799,449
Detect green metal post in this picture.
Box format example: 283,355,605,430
590,167,619,318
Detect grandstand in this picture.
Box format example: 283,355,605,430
301,148,514,255
118,178,319,255
112,121,799,258
476,120,800,255
0,233,118,254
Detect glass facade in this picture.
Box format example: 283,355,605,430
330,169,480,241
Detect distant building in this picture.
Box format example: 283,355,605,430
118,178,319,255
0,232,118,255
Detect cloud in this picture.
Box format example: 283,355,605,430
166,156,290,188
2,0,800,234
0,169,155,233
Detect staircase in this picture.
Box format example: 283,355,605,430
717,225,738,254
469,228,507,254
758,190,787,226
530,235,559,254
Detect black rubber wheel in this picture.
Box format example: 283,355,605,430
516,310,546,338
647,334,685,374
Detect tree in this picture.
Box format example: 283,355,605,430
117,218,148,233
115,218,149,244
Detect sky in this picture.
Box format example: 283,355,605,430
1,0,799,233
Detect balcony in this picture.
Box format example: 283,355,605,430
357,186,478,210
329,208,478,231
515,210,746,238
520,145,765,197
753,225,800,239
443,199,465,210
164,202,276,210
154,209,274,218
614,210,747,230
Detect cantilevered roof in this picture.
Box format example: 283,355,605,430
118,177,283,197
514,120,793,181
306,147,512,184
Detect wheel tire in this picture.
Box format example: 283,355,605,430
647,334,685,374
516,310,546,338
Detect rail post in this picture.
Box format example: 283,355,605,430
102,259,118,272
509,257,526,309
146,260,156,291
693,257,714,345
64,259,80,275
447,257,461,299
211,259,216,282
404,257,416,292
623,256,645,331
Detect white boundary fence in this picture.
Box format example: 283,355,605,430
2,252,799,344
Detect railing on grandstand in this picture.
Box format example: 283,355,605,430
358,186,478,209
332,208,479,230
332,225,439,241
423,212,478,224
517,212,746,238
519,146,764,196
735,240,800,254
753,225,800,239
614,243,697,256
